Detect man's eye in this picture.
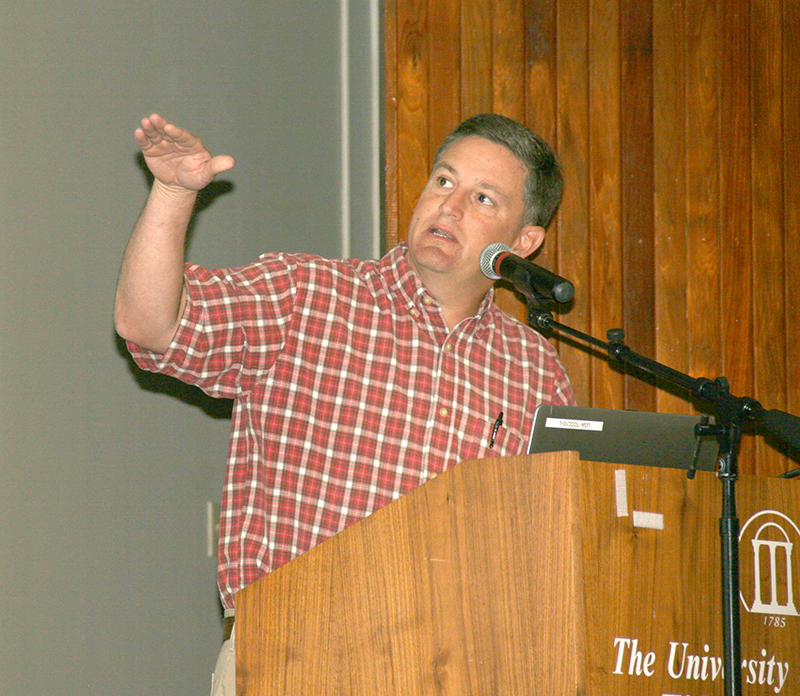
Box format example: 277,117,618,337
437,176,452,187
477,193,494,205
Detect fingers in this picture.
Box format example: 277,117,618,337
135,113,167,147
135,113,196,152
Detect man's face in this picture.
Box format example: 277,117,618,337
406,135,544,294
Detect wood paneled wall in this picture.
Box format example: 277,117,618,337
385,0,799,476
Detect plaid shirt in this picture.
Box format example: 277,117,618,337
128,244,574,610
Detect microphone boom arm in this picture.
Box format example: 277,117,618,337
528,306,799,449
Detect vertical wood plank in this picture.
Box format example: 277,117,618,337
395,0,431,244
653,0,688,414
525,0,559,315
785,0,800,461
718,0,756,467
427,0,462,161
619,0,655,412
524,0,557,142
685,0,721,401
385,0,400,248
750,0,787,476
588,0,624,409
491,0,530,320
555,0,591,407
461,0,493,116
492,0,526,121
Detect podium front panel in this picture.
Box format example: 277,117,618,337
580,462,799,695
236,453,800,695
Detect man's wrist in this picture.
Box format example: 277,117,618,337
151,178,200,201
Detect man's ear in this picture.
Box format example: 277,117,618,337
512,225,546,258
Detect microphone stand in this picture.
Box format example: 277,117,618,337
527,301,800,696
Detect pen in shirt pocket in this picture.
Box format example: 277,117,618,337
488,411,504,449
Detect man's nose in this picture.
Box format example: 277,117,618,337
440,188,466,218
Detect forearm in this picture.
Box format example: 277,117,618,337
114,180,197,353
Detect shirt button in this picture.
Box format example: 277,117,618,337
423,296,435,306
409,307,420,317
439,407,449,418
443,343,452,353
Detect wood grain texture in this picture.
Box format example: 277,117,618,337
384,0,800,474
620,0,655,412
393,0,430,247
555,0,591,407
461,0,493,116
718,0,756,468
524,0,559,328
491,0,530,323
237,453,800,694
653,0,688,415
237,452,587,695
427,0,461,158
785,0,800,436
750,0,787,476
385,0,399,248
587,0,624,410
685,0,722,402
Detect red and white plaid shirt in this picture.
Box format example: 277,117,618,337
129,244,574,610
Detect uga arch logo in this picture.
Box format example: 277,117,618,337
739,510,800,618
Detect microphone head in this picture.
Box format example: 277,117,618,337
479,243,511,280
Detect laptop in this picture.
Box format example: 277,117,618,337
527,405,719,471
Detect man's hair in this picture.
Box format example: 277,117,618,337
434,114,563,228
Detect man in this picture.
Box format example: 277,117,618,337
115,112,574,694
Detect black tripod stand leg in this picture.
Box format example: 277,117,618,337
720,483,743,696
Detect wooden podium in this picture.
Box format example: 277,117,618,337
236,452,800,695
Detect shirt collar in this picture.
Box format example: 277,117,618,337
379,243,497,328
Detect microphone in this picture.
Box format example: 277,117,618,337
479,243,574,304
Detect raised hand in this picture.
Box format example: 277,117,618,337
135,113,235,192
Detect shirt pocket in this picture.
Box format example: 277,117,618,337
458,413,527,462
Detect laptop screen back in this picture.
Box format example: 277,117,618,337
527,405,719,471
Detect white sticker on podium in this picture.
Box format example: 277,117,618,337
614,470,629,517
633,511,664,530
545,417,604,432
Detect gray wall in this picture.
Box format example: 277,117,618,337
0,1,382,694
